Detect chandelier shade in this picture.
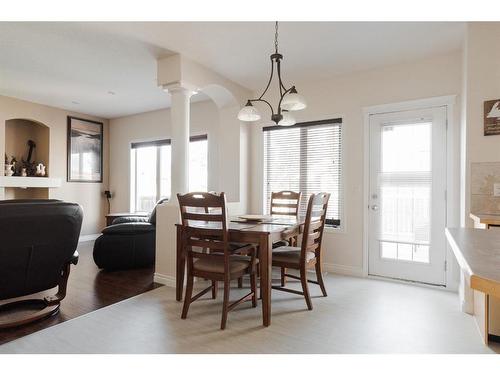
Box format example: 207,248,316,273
278,111,296,126
281,89,307,111
237,22,306,125
237,101,261,122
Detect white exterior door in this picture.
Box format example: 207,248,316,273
368,107,447,286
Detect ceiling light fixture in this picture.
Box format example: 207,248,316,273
238,21,306,125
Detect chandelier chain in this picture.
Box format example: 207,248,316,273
274,21,279,54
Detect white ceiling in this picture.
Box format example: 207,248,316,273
0,22,465,119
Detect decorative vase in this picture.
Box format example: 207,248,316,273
4,164,14,177
36,163,46,177
21,168,27,177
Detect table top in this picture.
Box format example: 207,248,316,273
470,213,500,226
231,216,304,226
445,228,500,296
175,215,304,234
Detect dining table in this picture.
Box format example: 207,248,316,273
175,215,304,327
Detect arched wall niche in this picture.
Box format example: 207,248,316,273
3,118,51,199
5,118,50,172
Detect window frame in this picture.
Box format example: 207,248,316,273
262,118,344,232
129,134,208,213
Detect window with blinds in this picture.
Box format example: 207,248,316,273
263,119,343,227
130,135,208,212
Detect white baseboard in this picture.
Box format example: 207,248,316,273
155,265,364,288
154,274,219,288
154,272,176,287
79,233,100,242
323,263,364,278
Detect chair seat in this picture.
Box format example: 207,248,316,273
194,254,257,274
272,246,316,265
272,240,289,248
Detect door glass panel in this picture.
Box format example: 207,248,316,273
379,122,431,263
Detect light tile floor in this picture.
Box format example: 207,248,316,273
1,275,499,353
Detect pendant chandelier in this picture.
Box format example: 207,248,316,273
237,21,307,126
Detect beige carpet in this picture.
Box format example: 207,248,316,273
1,274,498,354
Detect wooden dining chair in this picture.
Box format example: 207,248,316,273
270,190,302,286
236,190,302,288
178,192,259,329
270,190,302,218
271,192,330,310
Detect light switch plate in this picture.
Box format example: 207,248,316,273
494,183,500,197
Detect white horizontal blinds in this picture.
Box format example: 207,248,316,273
379,121,431,263
263,119,343,226
131,139,171,149
264,127,301,214
131,134,206,149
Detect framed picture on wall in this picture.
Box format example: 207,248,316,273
67,116,103,182
484,99,500,136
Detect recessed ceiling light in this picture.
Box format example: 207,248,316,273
108,91,116,95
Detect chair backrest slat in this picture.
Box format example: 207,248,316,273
306,231,321,244
182,212,224,222
179,192,226,208
306,242,320,252
270,191,301,217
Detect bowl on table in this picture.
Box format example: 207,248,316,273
238,214,273,223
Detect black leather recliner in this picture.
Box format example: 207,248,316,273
92,199,167,271
0,199,83,328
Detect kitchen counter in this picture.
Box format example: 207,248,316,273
470,213,500,229
446,227,500,345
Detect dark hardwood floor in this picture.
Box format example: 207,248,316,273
0,240,160,345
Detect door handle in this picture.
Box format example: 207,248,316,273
371,204,379,211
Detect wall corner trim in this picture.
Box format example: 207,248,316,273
153,272,176,287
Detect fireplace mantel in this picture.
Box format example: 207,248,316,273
0,176,61,189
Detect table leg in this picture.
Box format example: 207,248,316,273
176,226,185,302
259,234,272,326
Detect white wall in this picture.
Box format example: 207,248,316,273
0,95,109,235
108,99,220,212
249,52,462,275
463,23,500,226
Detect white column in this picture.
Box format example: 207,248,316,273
154,85,193,286
170,86,193,198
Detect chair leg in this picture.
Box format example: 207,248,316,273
238,277,243,289
250,272,257,308
221,279,230,330
315,260,327,297
280,267,286,287
212,280,218,299
300,266,313,310
181,273,194,319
